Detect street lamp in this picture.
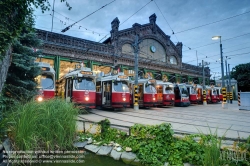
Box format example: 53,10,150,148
212,36,225,87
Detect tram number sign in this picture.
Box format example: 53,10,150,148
41,67,50,71
81,71,93,75
118,75,128,79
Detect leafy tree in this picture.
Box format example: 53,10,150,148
0,0,71,94
231,63,250,92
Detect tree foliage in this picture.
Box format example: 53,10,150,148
231,63,250,91
1,32,42,109
0,0,71,59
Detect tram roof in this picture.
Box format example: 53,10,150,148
156,80,173,85
96,72,129,82
35,62,55,73
64,67,95,78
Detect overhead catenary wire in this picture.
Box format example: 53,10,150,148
61,0,116,33
183,32,250,52
153,0,179,42
184,45,250,64
98,0,153,43
174,10,250,34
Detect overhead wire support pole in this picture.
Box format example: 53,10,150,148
202,60,207,105
61,0,116,33
51,0,55,32
228,64,233,104
133,35,140,111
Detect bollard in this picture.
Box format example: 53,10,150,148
203,90,207,105
238,92,240,106
134,85,138,106
222,87,227,104
229,92,233,104
227,92,230,103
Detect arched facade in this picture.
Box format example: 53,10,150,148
35,13,210,84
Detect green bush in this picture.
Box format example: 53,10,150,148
7,99,78,151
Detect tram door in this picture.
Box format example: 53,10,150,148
174,86,181,100
65,78,73,102
156,85,163,103
102,81,112,106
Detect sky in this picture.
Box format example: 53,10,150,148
33,0,250,80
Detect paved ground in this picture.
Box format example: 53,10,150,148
77,101,250,140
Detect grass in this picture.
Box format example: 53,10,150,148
7,98,79,151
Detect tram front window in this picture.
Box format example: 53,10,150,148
35,73,54,89
165,85,174,94
179,85,188,97
145,84,157,93
75,77,95,90
114,81,129,92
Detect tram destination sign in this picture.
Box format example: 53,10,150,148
118,75,128,79
41,67,50,71
80,71,93,75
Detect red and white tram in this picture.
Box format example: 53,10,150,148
58,65,96,108
96,72,130,109
194,84,203,104
186,84,199,104
174,83,190,107
35,62,56,102
156,80,175,106
205,86,212,103
130,79,157,108
214,87,223,101
210,86,220,103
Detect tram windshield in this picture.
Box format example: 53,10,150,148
179,85,189,97
113,81,129,92
145,84,157,93
74,77,95,90
212,89,217,95
189,87,197,94
35,73,54,90
165,85,174,94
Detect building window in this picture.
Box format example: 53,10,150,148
169,55,177,65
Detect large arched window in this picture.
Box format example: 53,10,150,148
169,55,177,65
122,43,134,56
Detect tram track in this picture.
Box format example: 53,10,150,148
89,110,250,134
162,104,250,117
115,108,250,126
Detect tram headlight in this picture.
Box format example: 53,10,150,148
153,97,156,101
172,98,174,100
85,97,89,101
37,96,43,102
123,98,126,101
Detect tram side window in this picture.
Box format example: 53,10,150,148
96,82,101,92
190,87,197,94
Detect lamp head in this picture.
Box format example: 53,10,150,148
212,36,221,40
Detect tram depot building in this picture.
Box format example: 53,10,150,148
36,14,210,87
